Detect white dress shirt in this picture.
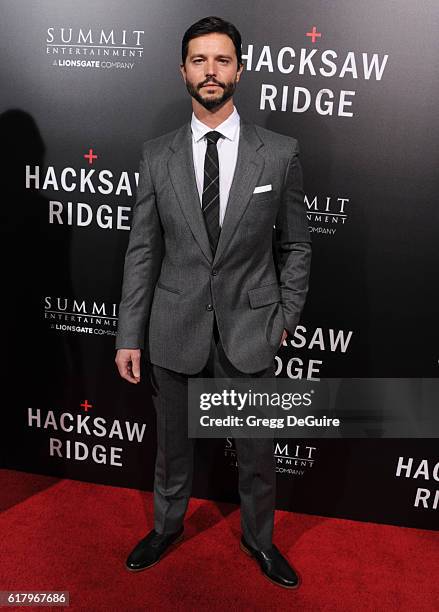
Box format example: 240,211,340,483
190,105,240,227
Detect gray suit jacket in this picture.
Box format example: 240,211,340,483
115,116,312,374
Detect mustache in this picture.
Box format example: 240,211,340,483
198,79,224,89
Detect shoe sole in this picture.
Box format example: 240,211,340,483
125,533,184,572
240,541,301,589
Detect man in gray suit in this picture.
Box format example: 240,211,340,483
115,16,311,589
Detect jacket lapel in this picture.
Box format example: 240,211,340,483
167,116,265,266
168,122,213,263
213,118,265,266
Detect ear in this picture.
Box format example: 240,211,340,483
179,63,186,82
235,63,244,83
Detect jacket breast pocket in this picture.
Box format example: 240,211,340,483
248,282,281,308
244,190,278,230
249,188,277,204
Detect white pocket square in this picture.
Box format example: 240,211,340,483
253,184,272,194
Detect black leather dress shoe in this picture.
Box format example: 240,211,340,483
240,536,300,589
125,526,184,572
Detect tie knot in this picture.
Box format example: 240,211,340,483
205,130,223,145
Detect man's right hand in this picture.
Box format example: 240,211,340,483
115,349,141,384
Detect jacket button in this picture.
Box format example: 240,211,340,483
211,269,217,276
206,303,213,311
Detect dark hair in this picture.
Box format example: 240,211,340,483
181,16,242,67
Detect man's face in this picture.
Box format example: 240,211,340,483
180,32,243,111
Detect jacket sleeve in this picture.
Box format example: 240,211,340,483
115,144,164,350
274,139,312,335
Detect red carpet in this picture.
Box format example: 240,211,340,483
1,469,438,611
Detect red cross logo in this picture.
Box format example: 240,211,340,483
84,148,98,164
80,400,93,412
306,26,322,43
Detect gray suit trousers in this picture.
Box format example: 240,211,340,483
149,315,276,550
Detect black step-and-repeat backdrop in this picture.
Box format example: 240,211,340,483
1,0,438,530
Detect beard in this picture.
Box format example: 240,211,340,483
185,77,237,111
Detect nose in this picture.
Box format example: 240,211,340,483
205,60,216,78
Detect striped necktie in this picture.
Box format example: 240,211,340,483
202,130,223,255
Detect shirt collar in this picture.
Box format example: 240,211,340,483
191,106,240,143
